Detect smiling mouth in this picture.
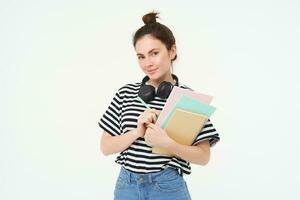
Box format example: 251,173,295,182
147,69,158,74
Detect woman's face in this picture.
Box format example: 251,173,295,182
135,34,176,82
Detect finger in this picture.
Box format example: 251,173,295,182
153,109,161,116
147,109,160,117
151,113,157,123
147,123,155,128
146,118,152,124
145,127,150,134
145,108,156,113
141,117,151,125
147,123,157,130
144,113,156,123
148,123,160,132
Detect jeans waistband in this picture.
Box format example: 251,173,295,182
119,166,182,184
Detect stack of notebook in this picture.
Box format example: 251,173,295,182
152,86,216,156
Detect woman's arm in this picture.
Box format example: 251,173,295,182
100,109,159,156
166,139,211,165
144,123,211,165
100,130,140,156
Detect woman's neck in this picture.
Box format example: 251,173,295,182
147,73,176,88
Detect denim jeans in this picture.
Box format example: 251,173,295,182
114,166,192,200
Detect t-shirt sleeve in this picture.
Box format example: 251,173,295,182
191,118,220,147
98,88,123,136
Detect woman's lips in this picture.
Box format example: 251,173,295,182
147,68,158,74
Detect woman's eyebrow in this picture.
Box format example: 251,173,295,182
136,48,159,56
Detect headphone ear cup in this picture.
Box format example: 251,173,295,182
138,85,155,103
156,81,173,99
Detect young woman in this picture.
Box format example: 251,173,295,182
99,11,220,200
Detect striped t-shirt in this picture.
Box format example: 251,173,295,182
98,82,220,175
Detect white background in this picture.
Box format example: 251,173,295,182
1,0,300,199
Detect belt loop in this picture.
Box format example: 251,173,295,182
178,169,183,177
149,173,153,184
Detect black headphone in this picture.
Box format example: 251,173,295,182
138,74,179,103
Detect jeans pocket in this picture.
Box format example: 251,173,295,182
154,177,185,192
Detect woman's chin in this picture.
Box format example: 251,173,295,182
147,73,160,80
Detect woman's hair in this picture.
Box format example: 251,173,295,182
133,11,177,61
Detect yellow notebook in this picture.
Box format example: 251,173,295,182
152,108,208,156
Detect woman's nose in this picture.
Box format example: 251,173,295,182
144,57,153,67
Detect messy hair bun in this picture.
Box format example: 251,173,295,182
142,11,159,25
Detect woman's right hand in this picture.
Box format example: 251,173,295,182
136,109,160,138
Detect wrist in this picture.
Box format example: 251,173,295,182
131,129,142,138
164,137,175,148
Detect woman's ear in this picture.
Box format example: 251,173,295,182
169,44,177,60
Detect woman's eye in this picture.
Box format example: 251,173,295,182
152,52,158,56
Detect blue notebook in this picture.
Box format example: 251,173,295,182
160,95,216,128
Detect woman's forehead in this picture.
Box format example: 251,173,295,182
135,36,165,54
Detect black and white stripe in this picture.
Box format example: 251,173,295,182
98,82,220,175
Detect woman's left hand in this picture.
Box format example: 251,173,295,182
144,123,173,148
